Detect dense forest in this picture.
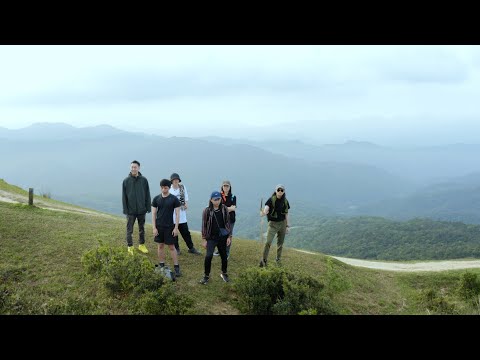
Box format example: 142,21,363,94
282,216,480,261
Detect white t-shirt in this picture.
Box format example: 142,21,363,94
169,184,189,224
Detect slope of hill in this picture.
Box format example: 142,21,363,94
1,180,480,315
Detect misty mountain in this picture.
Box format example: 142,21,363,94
354,177,480,224
0,123,127,140
199,136,480,185
0,124,414,235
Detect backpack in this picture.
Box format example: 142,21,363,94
178,184,186,206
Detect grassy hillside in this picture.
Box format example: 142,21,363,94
2,189,480,314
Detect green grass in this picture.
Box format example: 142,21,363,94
2,191,480,314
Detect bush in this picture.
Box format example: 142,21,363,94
457,272,480,301
82,244,164,295
135,284,194,315
234,266,338,315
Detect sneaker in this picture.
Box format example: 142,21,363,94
259,259,267,268
199,275,209,285
188,247,202,255
128,246,134,255
213,251,220,256
138,244,149,254
275,258,282,266
220,273,230,283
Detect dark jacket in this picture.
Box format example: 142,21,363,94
122,172,151,215
221,191,237,223
201,204,231,240
267,194,289,222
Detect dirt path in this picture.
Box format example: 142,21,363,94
293,249,480,272
0,190,118,219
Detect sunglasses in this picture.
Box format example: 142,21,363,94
212,198,221,201
277,188,284,192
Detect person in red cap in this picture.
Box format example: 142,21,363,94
199,190,232,284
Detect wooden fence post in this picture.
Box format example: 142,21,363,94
29,188,33,206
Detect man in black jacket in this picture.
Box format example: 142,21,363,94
122,160,151,255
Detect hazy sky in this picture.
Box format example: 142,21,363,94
1,45,480,145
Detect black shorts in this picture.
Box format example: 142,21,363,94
154,225,176,245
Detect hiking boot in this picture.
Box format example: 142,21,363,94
188,247,202,255
259,259,267,268
220,273,230,283
128,246,134,255
138,244,149,254
275,258,282,266
213,251,220,256
174,266,182,277
199,275,209,285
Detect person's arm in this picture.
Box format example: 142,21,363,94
122,181,128,215
262,205,270,216
172,207,180,236
225,206,232,246
145,180,151,213
152,206,158,236
201,208,208,248
285,213,290,233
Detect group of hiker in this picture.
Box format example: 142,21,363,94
121,160,291,284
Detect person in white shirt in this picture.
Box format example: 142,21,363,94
169,172,201,255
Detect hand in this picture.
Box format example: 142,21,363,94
172,227,179,237
153,227,158,236
227,236,232,246
202,239,207,249
286,226,290,234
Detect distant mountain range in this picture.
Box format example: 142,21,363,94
199,136,480,185
2,123,480,233
0,123,413,235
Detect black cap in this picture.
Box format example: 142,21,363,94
170,173,181,182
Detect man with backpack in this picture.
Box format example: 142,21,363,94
259,184,291,267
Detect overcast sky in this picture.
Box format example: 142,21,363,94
1,45,480,145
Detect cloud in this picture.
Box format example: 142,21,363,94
372,46,470,84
